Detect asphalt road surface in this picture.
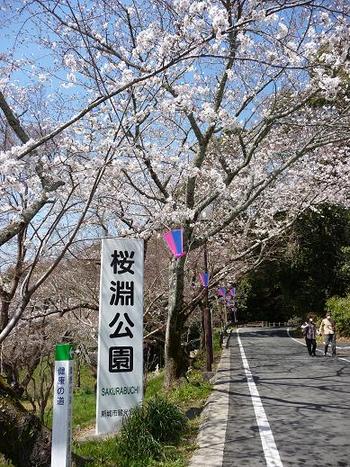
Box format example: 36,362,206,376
221,327,350,467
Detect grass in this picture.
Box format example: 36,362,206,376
144,373,164,400
73,369,212,466
41,364,97,429
72,368,97,428
73,386,97,427
168,373,212,408
2,332,223,467
72,437,120,466
72,348,218,467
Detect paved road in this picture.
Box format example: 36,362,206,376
190,327,350,467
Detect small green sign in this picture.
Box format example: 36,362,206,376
55,343,73,361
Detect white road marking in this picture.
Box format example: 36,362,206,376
286,328,350,363
237,329,283,467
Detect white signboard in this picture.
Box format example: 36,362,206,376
96,238,144,435
51,343,73,467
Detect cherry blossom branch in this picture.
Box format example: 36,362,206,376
20,302,98,321
0,194,52,248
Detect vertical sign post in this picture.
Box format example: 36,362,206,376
203,242,213,370
51,343,74,467
229,287,237,323
96,238,144,435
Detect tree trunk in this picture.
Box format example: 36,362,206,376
0,376,51,467
164,256,187,388
199,306,206,350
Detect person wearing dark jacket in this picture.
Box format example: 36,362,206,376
303,318,317,356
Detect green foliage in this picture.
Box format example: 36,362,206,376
190,330,222,371
287,315,302,327
212,329,222,353
339,246,350,290
168,372,212,406
288,204,350,309
238,262,289,322
235,277,253,318
239,204,350,323
0,454,14,467
72,437,119,467
74,376,207,467
27,362,97,430
145,397,188,444
73,388,96,428
325,295,350,336
145,369,213,410
145,374,164,400
117,397,188,466
118,405,163,466
74,427,195,467
190,349,206,370
73,367,214,466
72,365,97,428
43,366,96,429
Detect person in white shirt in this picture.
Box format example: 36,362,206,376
319,313,336,356
301,321,308,345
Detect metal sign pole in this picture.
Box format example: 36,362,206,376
51,343,74,467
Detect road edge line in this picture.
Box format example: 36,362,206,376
237,329,283,467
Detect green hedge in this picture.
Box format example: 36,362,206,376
325,295,350,336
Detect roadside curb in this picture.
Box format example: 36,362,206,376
189,335,231,467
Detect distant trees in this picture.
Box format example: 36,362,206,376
238,204,350,322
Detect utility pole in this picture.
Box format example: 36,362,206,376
203,242,213,370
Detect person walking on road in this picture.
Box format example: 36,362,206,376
319,313,336,356
303,318,317,356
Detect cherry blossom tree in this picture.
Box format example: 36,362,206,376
1,3,350,461
85,0,350,386
2,0,350,385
